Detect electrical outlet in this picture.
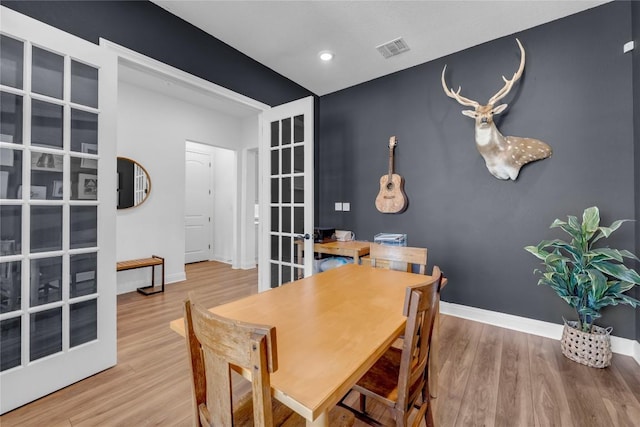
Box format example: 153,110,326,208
334,202,343,211
342,202,351,211
623,41,635,53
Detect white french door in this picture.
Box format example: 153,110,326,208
259,97,314,292
0,8,117,413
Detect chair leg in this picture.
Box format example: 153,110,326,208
359,394,367,413
429,297,441,399
426,403,435,427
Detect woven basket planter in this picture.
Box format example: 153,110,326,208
560,320,612,368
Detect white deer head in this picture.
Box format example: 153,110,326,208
441,39,552,180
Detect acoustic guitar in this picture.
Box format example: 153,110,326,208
375,136,407,213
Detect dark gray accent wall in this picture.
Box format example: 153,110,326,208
319,1,638,338
633,1,640,344
2,1,313,106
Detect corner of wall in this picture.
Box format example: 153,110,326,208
632,0,640,345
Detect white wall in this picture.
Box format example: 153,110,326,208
211,146,235,263
116,78,244,294
239,116,260,269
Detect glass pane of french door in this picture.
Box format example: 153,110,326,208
262,97,313,290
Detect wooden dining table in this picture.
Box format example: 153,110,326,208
170,263,434,426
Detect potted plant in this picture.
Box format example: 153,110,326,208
525,206,640,368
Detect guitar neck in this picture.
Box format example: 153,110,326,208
387,145,395,180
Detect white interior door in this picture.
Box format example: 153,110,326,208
259,97,313,292
185,146,212,264
0,7,117,413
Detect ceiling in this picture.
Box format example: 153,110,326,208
152,0,609,96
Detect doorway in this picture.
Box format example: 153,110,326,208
105,40,269,292
185,141,236,265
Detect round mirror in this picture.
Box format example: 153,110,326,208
117,157,151,209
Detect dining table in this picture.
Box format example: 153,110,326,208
169,263,435,426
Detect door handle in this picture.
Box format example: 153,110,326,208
294,233,311,240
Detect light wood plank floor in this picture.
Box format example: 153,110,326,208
2,261,639,426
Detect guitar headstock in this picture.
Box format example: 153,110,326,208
388,136,398,149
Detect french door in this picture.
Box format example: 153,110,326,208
0,7,117,413
259,97,314,291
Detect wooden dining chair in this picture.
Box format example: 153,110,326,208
340,266,442,427
184,294,355,427
368,243,428,274
368,243,446,399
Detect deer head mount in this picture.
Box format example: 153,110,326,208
441,38,552,180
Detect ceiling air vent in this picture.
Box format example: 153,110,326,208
376,37,410,59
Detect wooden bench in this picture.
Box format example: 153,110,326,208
116,255,165,295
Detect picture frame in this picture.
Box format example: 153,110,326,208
0,239,16,257
0,133,14,144
75,270,96,283
16,185,48,200
0,261,11,281
77,173,97,200
0,171,8,198
0,147,14,166
80,143,98,169
52,180,63,198
30,185,47,200
31,152,63,172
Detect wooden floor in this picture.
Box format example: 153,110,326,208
2,261,639,426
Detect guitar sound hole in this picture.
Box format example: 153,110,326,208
386,182,394,191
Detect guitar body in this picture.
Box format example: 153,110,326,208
375,173,407,213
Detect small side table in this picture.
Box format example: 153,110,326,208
313,240,371,264
295,240,371,279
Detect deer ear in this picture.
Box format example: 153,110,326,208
461,110,477,118
492,104,508,115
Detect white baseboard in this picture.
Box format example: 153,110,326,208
440,301,640,366
116,271,186,295
167,272,186,284
212,256,232,265
237,262,256,270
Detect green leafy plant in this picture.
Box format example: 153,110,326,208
525,206,640,332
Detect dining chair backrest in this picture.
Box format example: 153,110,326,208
396,266,442,416
184,293,278,427
368,243,428,275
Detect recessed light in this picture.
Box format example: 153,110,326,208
319,51,334,61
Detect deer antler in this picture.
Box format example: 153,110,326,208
487,38,525,106
440,65,479,108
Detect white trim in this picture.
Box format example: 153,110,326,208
211,256,232,265
440,301,640,365
99,39,270,112
239,261,258,270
